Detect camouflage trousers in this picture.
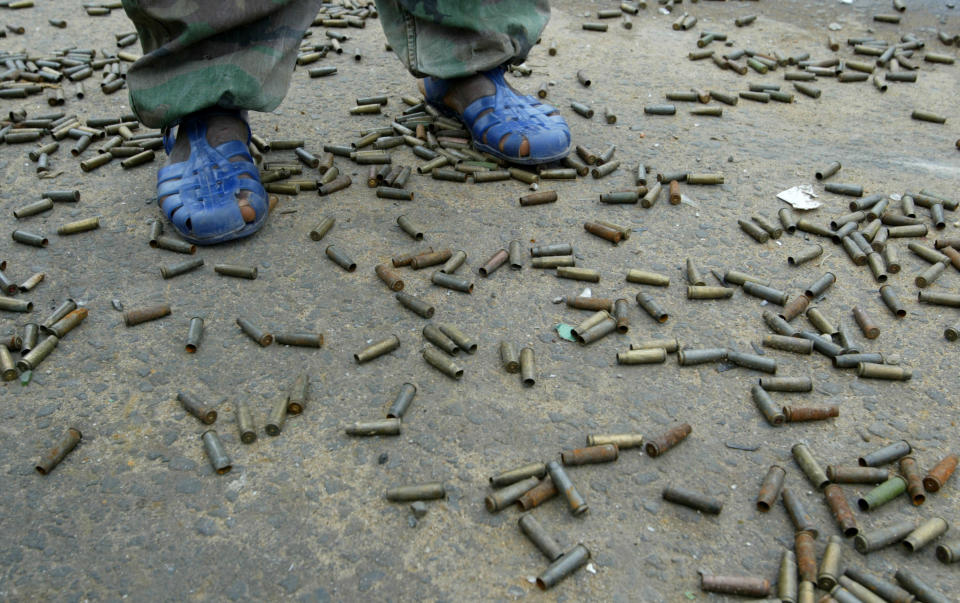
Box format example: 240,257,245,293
121,0,550,129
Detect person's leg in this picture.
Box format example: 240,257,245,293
121,0,322,243
375,0,569,164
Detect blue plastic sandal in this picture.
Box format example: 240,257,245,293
157,109,268,245
422,67,572,165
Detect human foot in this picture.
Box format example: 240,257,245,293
419,67,571,165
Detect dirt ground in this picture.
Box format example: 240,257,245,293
1,1,958,601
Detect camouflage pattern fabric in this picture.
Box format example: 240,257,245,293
121,0,550,129
375,0,550,79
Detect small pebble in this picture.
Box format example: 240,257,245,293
410,501,428,518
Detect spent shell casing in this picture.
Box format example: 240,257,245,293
687,286,733,300
123,304,170,326
937,538,960,564
793,443,830,489
23,323,39,350
411,249,452,269
797,330,843,357
345,418,401,436
155,235,196,254
485,476,540,513
531,243,572,257
784,406,839,422
11,230,48,247
479,249,509,276
641,182,661,207
385,482,445,502
0,345,16,381
818,535,844,591
437,323,475,354
47,309,87,339
519,347,536,386
842,572,906,603
235,403,257,445
782,488,818,538
635,293,668,323
374,264,404,291
759,376,813,392
423,325,459,355
763,334,813,354
519,190,557,206
19,272,45,292
763,310,800,336
700,575,770,598
678,347,726,366
857,476,907,511
0,296,32,313
752,385,785,426
923,454,958,492
355,335,400,363
804,272,836,298
325,245,356,272
440,250,467,274
617,348,666,365
557,267,599,282
859,440,911,466
903,517,949,552
43,190,81,203
795,530,818,584
645,423,691,457
536,544,591,591
626,269,669,286
858,362,912,380
586,433,643,449
499,341,520,373
826,184,864,197
201,430,232,474
265,395,287,436
567,296,613,312
756,465,786,511
160,258,204,279
274,333,323,348
431,271,473,293
915,261,946,288
489,462,546,488
729,351,777,374
309,216,335,241
572,310,611,339
662,485,723,515
584,222,622,244
743,281,789,305
546,460,588,516
318,175,352,195
236,318,272,346
826,465,890,484
824,484,860,538
899,456,925,505
422,346,463,379
854,521,916,554
395,292,434,318
396,215,423,240
518,515,564,562
285,372,310,415
561,444,618,466
685,258,705,285
177,391,216,424
631,337,679,353
894,569,950,603
13,198,54,218
806,307,836,335
213,264,257,279
35,427,82,475
778,551,798,603
577,318,616,345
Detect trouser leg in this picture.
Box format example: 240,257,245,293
120,0,324,129
374,0,550,79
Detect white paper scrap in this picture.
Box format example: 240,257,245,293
777,184,821,210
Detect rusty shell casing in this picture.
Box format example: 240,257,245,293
759,376,813,392
498,341,520,373
385,482,445,502
0,345,16,381
795,530,818,584
530,244,572,257
236,318,272,347
617,348,667,365
519,190,557,206
763,334,814,355
561,444,618,466
236,400,257,444
485,476,540,513
422,346,463,379
587,433,643,449
631,337,679,353
490,462,546,488
936,537,960,564
793,443,830,489
123,304,170,326
546,460,588,516
626,269,670,286
851,306,879,339
782,488,819,538
729,350,777,374
531,255,574,269
285,372,311,415
393,292,433,319
903,517,949,552
752,384,785,426
439,250,467,274
764,310,801,336
160,258,204,279
662,485,723,515
517,476,557,510
700,575,770,597
274,333,323,348
410,249,453,270
645,423,692,457
536,544,591,591
35,427,82,475
566,296,613,312
743,281,789,305
635,293,669,323
374,264,404,291
479,249,509,276
309,216,335,241
201,430,232,474
345,418,402,437
826,465,890,484
923,454,958,492
804,272,836,298
899,457,925,505
859,440,912,466
17,335,58,372
824,484,860,538
423,325,459,355
818,535,844,591
855,522,916,555
155,235,196,254
176,390,217,425
355,335,400,363
894,569,950,603
213,264,257,279
780,295,811,322
584,222,622,244
48,308,88,339
678,347,727,366
779,550,798,603
756,465,787,511
857,476,908,511
519,347,536,387
687,286,733,300
518,514,564,562
784,406,839,423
